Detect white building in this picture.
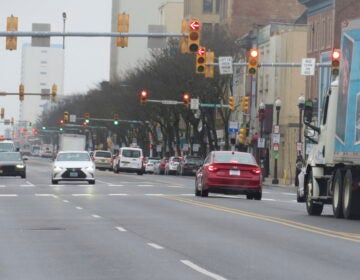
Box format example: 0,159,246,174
20,44,64,124
109,0,183,82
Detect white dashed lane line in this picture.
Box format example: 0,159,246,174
62,200,70,203
35,194,57,198
147,243,164,250
76,206,83,210
181,260,227,280
116,226,127,232
108,193,128,196
92,214,101,218
0,194,17,197
72,194,92,197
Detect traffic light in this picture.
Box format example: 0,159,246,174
0,108,4,119
187,19,201,53
32,128,38,135
229,96,235,111
241,96,250,112
117,13,129,48
331,49,341,77
239,128,247,144
51,84,57,101
183,93,190,107
113,113,120,125
42,126,46,130
64,111,69,123
84,112,90,124
205,51,215,78
59,119,64,131
19,84,24,101
6,15,18,50
196,47,206,74
140,90,148,105
82,121,88,127
247,49,259,75
180,19,189,54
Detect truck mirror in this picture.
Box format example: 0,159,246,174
303,99,313,123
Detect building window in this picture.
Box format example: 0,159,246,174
216,0,220,13
203,0,213,13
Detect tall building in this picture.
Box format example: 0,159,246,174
109,0,173,82
20,24,64,124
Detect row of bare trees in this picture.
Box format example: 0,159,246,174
38,27,241,157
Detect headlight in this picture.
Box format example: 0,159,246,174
53,166,64,172
85,165,95,171
16,164,25,169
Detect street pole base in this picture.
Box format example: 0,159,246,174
272,178,279,184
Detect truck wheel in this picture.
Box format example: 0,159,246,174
342,169,360,219
332,169,344,218
305,170,323,216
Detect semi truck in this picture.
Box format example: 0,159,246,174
58,133,86,151
297,20,360,219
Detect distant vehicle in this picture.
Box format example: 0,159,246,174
92,150,112,170
145,159,160,174
20,143,32,156
0,140,16,152
177,156,203,176
195,151,262,199
59,133,86,151
40,144,54,158
113,147,144,175
51,151,95,185
164,156,182,175
31,145,41,156
153,157,168,175
0,152,27,178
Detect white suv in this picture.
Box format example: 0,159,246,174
113,147,144,175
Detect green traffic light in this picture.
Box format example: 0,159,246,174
59,127,63,131
113,120,119,125
85,119,90,124
42,126,46,130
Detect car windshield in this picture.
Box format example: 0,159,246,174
213,153,257,165
95,151,111,158
56,152,90,161
122,150,141,158
186,158,203,164
0,152,21,161
0,142,15,152
171,158,181,162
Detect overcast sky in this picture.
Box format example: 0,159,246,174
0,0,171,133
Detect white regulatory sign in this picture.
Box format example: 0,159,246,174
301,58,315,76
190,98,199,110
219,56,233,75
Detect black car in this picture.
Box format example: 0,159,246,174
177,156,203,176
0,152,27,178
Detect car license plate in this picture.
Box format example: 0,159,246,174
229,170,240,176
70,172,78,177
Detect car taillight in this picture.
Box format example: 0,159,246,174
207,165,218,172
251,168,261,174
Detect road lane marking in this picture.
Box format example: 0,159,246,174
167,185,184,188
108,184,124,187
35,194,57,198
26,181,34,186
262,198,276,201
62,200,70,203
145,194,164,196
147,243,164,250
0,194,17,197
0,185,5,188
92,214,101,218
116,226,127,232
181,260,227,280
49,184,65,187
137,184,154,187
166,196,360,243
72,194,92,197
281,192,296,196
76,206,83,210
180,194,194,196
108,193,128,196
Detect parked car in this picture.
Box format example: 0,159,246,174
195,151,262,199
113,147,144,175
177,156,203,176
144,158,160,174
51,151,95,185
92,150,112,170
153,157,168,175
164,156,182,175
0,152,27,178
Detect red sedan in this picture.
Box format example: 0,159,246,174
195,151,262,199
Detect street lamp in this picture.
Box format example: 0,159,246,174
258,102,265,180
62,12,67,49
295,95,305,186
272,98,281,184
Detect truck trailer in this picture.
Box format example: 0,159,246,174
297,20,360,219
58,133,86,151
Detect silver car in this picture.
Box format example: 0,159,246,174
51,151,95,184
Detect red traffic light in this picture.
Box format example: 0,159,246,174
332,49,340,60
141,90,148,98
83,121,88,127
60,119,64,125
189,20,200,30
197,47,206,56
183,93,190,106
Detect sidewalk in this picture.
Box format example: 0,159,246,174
262,177,296,190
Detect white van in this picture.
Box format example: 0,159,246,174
113,147,144,175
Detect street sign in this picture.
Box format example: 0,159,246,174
193,144,200,152
273,151,279,159
69,114,76,123
296,142,303,151
190,98,199,110
257,137,265,148
272,133,280,144
218,56,233,75
273,125,279,133
273,143,279,151
228,121,239,133
161,100,181,105
301,58,315,76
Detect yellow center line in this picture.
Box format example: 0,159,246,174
164,196,360,243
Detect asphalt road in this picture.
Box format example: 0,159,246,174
0,157,359,280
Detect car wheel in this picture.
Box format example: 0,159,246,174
114,164,119,174
201,189,208,197
21,173,26,179
253,191,262,200
52,179,58,185
246,194,253,200
88,180,95,185
195,179,201,196
137,171,143,175
305,170,324,216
